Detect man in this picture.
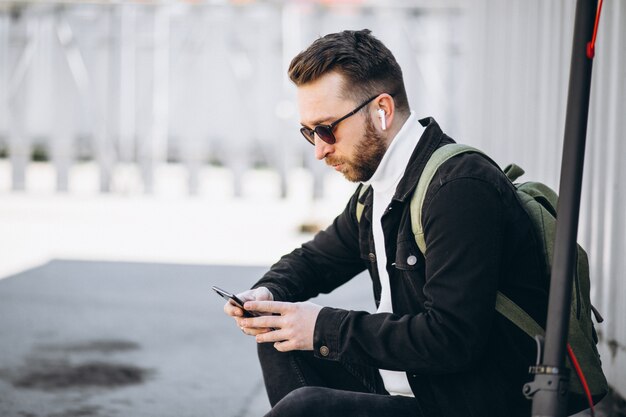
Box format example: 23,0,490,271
223,29,552,417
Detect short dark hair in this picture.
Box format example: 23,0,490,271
288,29,409,115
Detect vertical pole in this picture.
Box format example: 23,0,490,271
53,6,78,193
528,0,597,415
8,7,33,191
93,5,114,193
119,3,136,169
99,5,115,193
142,4,170,194
0,12,8,156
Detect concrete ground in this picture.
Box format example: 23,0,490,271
3,261,624,417
0,259,374,417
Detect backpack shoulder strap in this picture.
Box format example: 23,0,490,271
411,143,484,254
495,292,545,338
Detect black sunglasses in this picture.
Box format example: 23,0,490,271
299,94,380,145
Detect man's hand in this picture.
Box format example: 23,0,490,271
223,287,274,335
240,301,323,352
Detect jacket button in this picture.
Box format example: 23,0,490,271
319,346,330,357
368,253,376,262
407,255,417,266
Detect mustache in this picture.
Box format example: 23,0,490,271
325,156,346,166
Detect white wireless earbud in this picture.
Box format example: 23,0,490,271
378,109,387,131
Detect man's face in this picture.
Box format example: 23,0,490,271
297,72,387,183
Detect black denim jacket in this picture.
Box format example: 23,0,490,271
254,118,562,417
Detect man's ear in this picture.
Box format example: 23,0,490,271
374,93,395,131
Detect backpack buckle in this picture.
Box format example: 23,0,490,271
528,365,562,375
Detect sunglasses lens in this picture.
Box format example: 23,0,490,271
300,127,315,145
314,126,336,145
300,125,335,145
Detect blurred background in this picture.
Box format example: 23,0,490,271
0,0,624,416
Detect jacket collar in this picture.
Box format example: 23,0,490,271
358,116,452,206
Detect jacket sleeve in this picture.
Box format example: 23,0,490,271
252,188,367,302
313,177,504,374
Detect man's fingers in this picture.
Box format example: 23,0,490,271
240,315,281,330
236,317,274,336
244,327,272,336
224,302,244,317
255,328,287,344
273,340,295,352
244,300,289,314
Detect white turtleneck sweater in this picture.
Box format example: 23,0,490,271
362,112,421,397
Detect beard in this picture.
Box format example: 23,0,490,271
325,113,388,182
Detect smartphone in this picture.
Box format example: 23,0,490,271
211,286,260,318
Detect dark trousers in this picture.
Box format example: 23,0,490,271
257,342,421,417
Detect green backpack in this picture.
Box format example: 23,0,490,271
356,143,608,399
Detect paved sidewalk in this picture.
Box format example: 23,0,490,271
0,260,373,417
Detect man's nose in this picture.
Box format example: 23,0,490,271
314,137,333,160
